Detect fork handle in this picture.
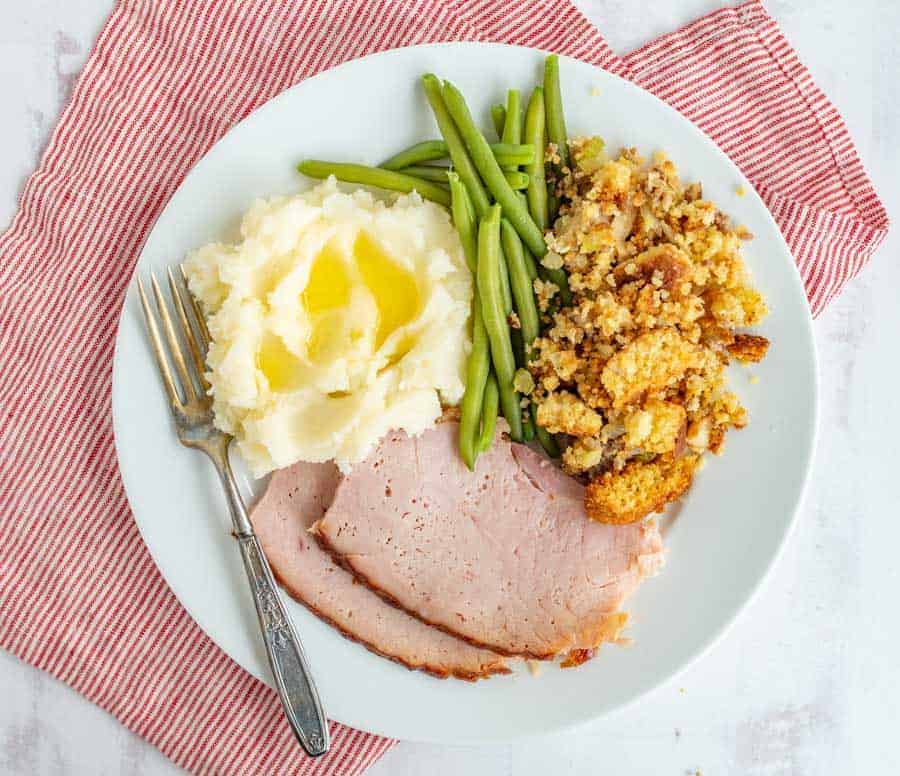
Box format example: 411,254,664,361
237,533,330,757
210,444,329,756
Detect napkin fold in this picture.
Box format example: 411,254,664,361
0,1,887,774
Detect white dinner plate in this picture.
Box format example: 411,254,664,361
111,42,818,744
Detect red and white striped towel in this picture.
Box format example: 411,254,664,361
0,1,887,774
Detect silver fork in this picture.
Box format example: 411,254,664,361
136,268,330,758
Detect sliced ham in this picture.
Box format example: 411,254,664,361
250,460,509,681
312,423,664,659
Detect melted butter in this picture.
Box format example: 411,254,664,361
301,240,351,315
269,232,421,370
257,333,305,392
353,232,420,350
301,240,352,361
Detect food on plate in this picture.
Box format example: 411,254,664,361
524,81,570,302
476,206,523,441
428,72,563,457
296,160,451,206
183,178,472,476
379,140,536,171
527,138,769,524
727,333,770,363
451,175,493,469
440,80,546,258
543,53,569,223
490,103,507,138
310,421,664,659
295,61,585,469
524,87,549,232
181,52,769,679
390,165,530,190
250,458,509,680
584,454,699,526
499,89,521,164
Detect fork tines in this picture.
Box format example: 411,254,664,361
137,268,210,409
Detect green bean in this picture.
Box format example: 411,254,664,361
422,75,492,217
381,138,534,171
520,93,528,139
408,165,525,189
488,144,534,164
532,403,560,457
500,219,540,351
515,192,540,280
398,165,452,183
499,243,513,315
477,205,523,441
297,160,450,207
491,104,506,138
523,250,539,281
442,80,546,258
500,90,521,172
524,87,548,233
476,372,499,453
380,140,448,170
450,170,488,467
496,152,530,167
543,54,569,172
509,327,536,445
459,299,491,470
545,55,569,223
509,327,537,445
401,166,527,190
548,192,560,223
502,91,522,146
522,94,570,303
448,172,477,275
521,414,536,442
510,328,526,368
503,171,529,189
522,90,572,304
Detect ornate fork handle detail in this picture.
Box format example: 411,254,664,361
255,576,291,649
238,532,329,756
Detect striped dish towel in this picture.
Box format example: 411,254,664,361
0,1,887,774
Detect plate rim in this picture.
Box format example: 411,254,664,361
111,40,819,743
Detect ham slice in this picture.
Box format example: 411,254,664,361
312,423,664,659
250,460,509,681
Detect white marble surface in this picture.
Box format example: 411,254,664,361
1,1,897,773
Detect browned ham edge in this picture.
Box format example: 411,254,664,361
271,566,509,681
250,460,509,681
313,525,643,661
311,423,665,660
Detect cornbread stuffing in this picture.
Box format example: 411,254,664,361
585,455,699,525
530,139,769,524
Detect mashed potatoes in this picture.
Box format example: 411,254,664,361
184,178,472,476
